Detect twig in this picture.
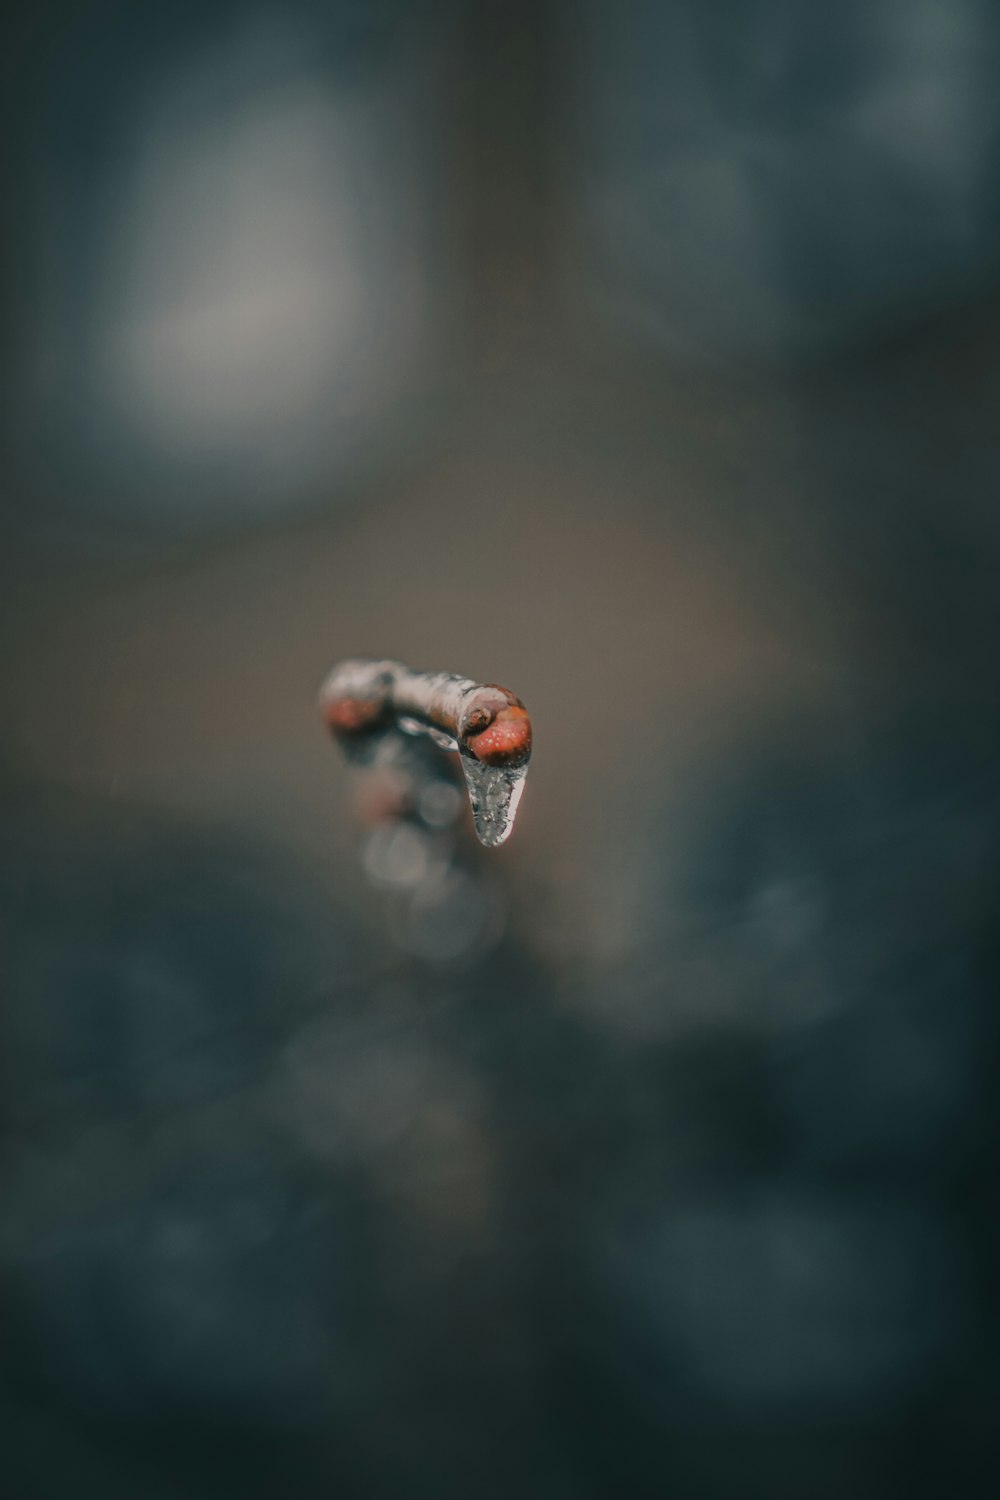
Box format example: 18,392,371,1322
318,659,532,848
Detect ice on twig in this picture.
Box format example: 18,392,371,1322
319,658,532,848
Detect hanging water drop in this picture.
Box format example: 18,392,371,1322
458,748,529,849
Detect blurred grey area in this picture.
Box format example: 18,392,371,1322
1,2,999,1497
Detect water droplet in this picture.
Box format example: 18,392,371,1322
458,749,529,849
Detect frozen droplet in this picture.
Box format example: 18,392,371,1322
458,749,529,849
357,706,529,847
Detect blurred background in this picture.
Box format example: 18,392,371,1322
2,2,999,1496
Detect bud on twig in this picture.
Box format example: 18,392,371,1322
318,659,532,848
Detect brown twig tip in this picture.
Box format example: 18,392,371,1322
460,692,532,767
318,659,533,848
